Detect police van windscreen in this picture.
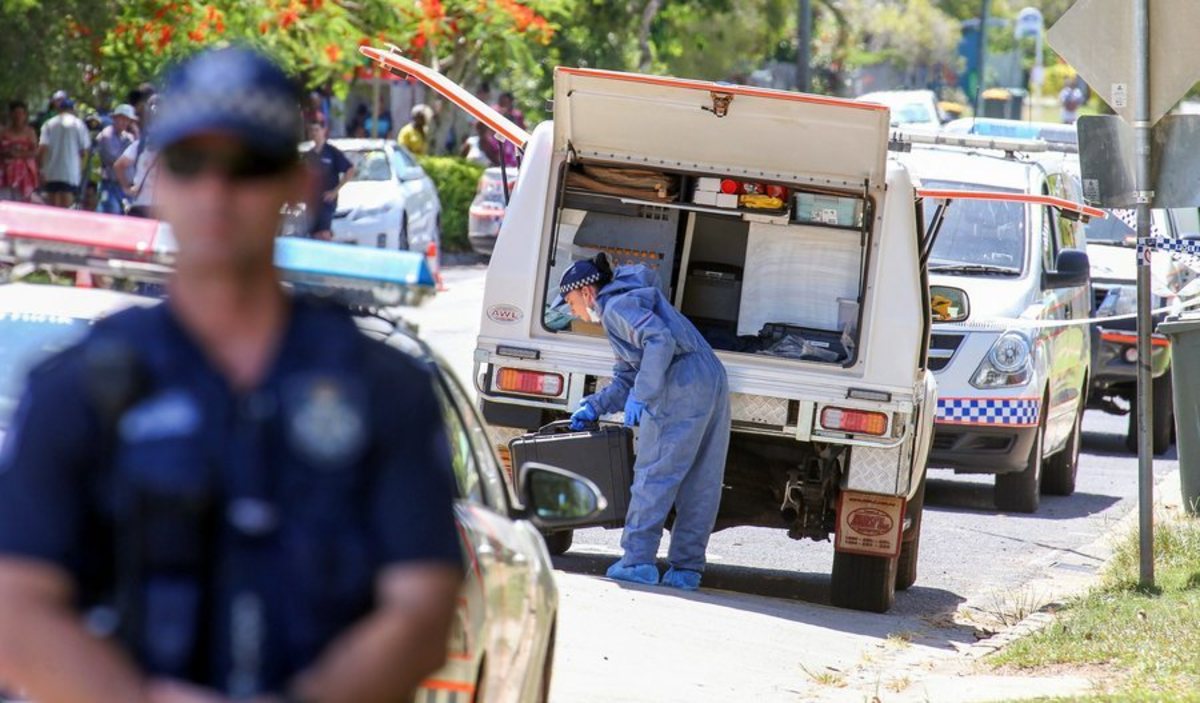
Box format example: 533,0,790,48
0,313,90,426
923,181,1026,275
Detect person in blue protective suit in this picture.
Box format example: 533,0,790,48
560,253,731,591
0,48,462,703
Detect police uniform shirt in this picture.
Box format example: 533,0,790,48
0,296,462,692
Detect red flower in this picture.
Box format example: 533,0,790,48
279,9,299,29
411,31,427,50
260,20,270,34
188,28,206,42
155,24,174,52
423,0,445,20
215,17,225,33
324,44,341,62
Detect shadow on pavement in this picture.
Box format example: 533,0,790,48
1081,428,1178,461
552,550,972,646
923,477,1120,519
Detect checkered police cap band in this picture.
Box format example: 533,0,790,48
560,271,603,296
155,88,302,142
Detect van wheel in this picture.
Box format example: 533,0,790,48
542,530,573,556
995,413,1044,513
1125,372,1174,455
895,475,927,591
1043,407,1082,496
831,550,898,613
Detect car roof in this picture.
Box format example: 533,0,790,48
328,138,393,152
0,282,156,319
898,145,1054,191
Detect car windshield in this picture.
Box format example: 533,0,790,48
346,150,393,181
1085,210,1137,246
894,102,934,124
924,180,1026,274
0,313,91,426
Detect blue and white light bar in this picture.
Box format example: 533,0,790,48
0,203,436,307
274,237,436,307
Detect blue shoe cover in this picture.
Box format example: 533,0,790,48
662,567,702,591
605,561,660,585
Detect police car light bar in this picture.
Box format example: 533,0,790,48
0,203,436,307
915,188,1108,222
273,237,435,307
0,202,172,266
892,129,1079,155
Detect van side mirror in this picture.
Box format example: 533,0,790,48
1044,249,1090,289
517,462,608,529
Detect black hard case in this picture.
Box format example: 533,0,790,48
509,421,636,528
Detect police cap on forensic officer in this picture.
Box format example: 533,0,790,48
0,47,463,703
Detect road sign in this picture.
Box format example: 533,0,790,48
1047,0,1200,125
1078,114,1200,208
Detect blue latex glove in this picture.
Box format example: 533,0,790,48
569,401,599,431
623,396,647,427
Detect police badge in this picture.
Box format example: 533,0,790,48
284,375,367,469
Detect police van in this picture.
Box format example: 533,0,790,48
362,49,949,612
896,135,1102,514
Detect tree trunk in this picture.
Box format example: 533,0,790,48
637,0,663,72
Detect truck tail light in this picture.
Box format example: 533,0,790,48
820,407,888,436
496,368,564,397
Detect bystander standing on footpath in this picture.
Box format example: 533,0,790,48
0,101,40,203
94,103,137,214
37,96,89,208
115,97,160,218
0,46,463,703
305,118,354,241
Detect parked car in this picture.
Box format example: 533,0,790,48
301,139,442,259
1085,207,1200,455
898,142,1095,513
371,51,941,613
469,167,519,256
0,202,605,703
858,89,944,131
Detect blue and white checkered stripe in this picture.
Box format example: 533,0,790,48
936,397,1041,426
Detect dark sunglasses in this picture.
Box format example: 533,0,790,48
162,145,297,181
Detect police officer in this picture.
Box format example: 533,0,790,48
561,253,731,592
0,48,462,703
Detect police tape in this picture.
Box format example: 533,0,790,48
941,291,1200,332
940,236,1200,333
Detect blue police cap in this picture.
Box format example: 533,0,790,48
149,46,304,156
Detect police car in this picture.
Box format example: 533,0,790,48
0,202,601,703
895,134,1102,513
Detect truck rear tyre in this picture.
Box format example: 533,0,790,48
542,530,574,556
1125,372,1174,456
1042,407,1081,496
895,475,927,591
994,414,1044,513
831,550,898,613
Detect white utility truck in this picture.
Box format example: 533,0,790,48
363,48,938,612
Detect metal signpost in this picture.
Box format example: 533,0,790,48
1049,0,1200,589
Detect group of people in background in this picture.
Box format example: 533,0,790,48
0,85,159,216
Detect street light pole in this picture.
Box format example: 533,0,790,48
1132,0,1155,590
974,0,992,116
796,0,812,93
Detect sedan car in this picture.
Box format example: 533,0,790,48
469,167,518,256
304,139,442,258
858,89,943,131
0,204,605,703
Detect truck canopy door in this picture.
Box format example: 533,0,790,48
553,68,891,191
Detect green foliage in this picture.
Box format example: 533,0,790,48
418,156,485,253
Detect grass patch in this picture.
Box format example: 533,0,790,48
991,517,1200,700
